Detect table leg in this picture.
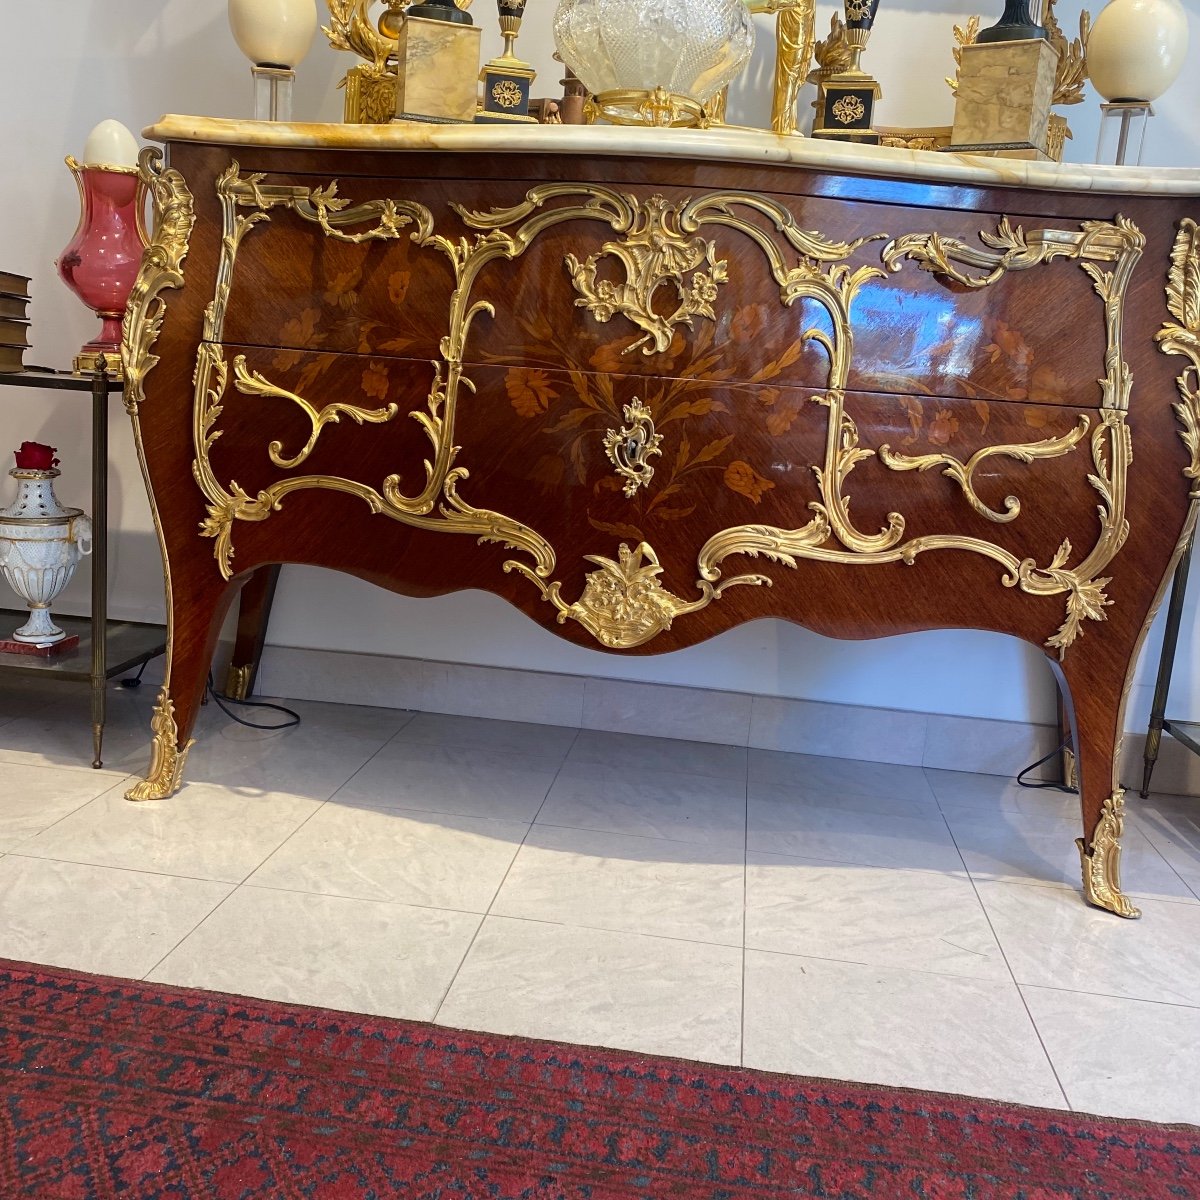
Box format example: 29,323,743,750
223,564,281,700
90,364,108,768
1141,536,1193,797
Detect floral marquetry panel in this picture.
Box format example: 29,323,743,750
208,168,1117,415
127,130,1200,917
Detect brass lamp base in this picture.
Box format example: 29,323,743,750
589,87,708,128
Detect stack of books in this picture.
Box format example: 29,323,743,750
0,271,31,373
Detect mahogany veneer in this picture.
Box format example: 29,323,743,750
121,121,1200,918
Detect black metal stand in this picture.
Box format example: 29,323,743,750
0,365,166,767
1141,532,1197,796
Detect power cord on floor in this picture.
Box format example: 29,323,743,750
206,672,301,731
118,660,151,689
117,660,299,729
1016,736,1078,793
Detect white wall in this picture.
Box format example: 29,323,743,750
0,1,1197,730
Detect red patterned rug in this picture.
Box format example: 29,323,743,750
0,958,1196,1199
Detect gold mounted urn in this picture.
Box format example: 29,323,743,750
812,0,883,144
477,0,537,122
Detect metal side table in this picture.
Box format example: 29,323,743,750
0,366,166,767
1141,533,1198,796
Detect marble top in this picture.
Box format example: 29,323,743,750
145,115,1200,197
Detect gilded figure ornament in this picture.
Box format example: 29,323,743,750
746,0,817,136
126,688,195,802
1077,792,1140,917
604,400,663,497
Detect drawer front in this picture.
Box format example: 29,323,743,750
210,163,1130,412
198,345,1126,653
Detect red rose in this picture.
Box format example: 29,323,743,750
13,442,59,470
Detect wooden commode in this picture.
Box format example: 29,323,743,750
122,117,1200,919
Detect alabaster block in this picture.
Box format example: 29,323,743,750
950,39,1057,155
395,16,481,124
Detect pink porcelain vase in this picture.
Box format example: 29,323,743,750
56,159,147,375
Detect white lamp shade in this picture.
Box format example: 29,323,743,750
228,0,318,68
1087,0,1189,102
82,119,140,168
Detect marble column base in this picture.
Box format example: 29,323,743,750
396,16,482,124
950,39,1057,156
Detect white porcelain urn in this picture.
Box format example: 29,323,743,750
0,467,92,644
1087,0,1189,102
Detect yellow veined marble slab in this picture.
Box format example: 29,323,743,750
143,114,1200,197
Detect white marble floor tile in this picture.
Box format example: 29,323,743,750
332,751,559,822
18,783,322,883
437,916,743,1065
537,761,747,849
745,851,1009,981
977,879,1200,1006
748,778,942,822
925,768,1080,820
492,825,744,945
0,677,59,728
388,712,577,763
743,950,1065,1108
749,750,937,803
1022,985,1200,1124
0,763,129,851
148,885,480,1021
567,728,748,782
0,855,231,979
747,794,964,873
950,815,1195,903
0,684,157,774
1136,797,1200,891
249,803,528,911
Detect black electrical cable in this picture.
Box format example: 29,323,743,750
205,672,301,731
118,659,152,689
1016,736,1077,792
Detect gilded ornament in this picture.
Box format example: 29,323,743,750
224,663,253,702
1155,219,1200,495
1076,792,1140,918
509,541,769,649
192,167,1146,663
879,415,1090,523
746,0,817,135
604,400,663,498
121,149,196,418
491,79,523,109
126,688,195,802
564,194,728,355
832,95,865,124
121,150,197,804
232,355,400,469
